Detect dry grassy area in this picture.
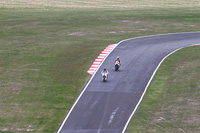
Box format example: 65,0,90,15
0,0,200,9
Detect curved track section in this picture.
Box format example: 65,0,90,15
58,32,200,133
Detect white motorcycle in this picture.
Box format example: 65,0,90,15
115,60,120,71
102,72,108,82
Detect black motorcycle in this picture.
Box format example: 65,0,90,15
115,61,120,71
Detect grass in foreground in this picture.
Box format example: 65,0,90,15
0,0,200,132
127,46,200,133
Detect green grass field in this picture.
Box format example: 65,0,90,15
0,0,200,132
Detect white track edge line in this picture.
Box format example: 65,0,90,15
57,44,119,133
122,43,199,133
113,31,200,46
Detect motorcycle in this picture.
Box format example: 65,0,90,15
115,60,120,71
102,72,108,82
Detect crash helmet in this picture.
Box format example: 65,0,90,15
117,56,119,59
104,68,106,71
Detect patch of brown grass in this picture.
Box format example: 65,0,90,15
1,0,200,9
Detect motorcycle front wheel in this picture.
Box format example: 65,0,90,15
115,65,119,71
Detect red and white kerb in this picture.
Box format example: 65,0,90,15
87,44,117,75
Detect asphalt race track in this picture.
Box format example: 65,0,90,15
58,32,200,133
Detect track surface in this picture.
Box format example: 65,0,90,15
58,32,200,133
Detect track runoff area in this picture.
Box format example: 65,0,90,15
57,32,200,133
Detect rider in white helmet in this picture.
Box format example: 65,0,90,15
101,68,109,79
114,56,121,65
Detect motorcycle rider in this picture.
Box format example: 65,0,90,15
101,68,109,79
114,56,121,65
